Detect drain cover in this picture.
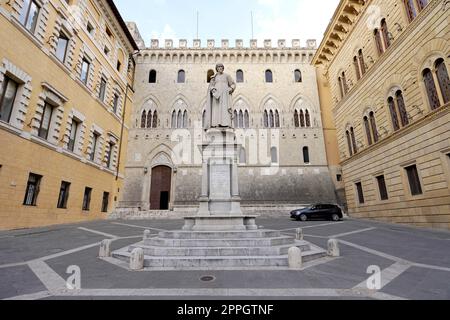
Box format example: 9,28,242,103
200,276,216,282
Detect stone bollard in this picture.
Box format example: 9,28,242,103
288,247,303,269
296,228,303,241
327,239,340,257
143,229,151,240
99,239,112,258
130,248,144,270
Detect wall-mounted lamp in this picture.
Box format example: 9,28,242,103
144,167,148,174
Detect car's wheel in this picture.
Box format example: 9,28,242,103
299,214,308,222
331,214,340,222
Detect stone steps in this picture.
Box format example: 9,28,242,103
157,230,282,239
113,247,326,269
127,242,311,257
144,236,294,247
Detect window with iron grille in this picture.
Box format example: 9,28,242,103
57,181,71,209
82,187,92,211
23,173,42,206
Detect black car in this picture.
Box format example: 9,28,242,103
290,204,343,222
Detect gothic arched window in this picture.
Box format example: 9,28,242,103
374,29,384,55
177,110,182,128
346,130,353,156
239,110,244,128
177,70,185,83
234,110,239,128
146,110,152,128
338,77,344,98
423,68,440,110
265,70,273,83
149,70,157,83
264,110,269,128
354,56,361,81
404,0,417,22
236,70,244,83
305,110,311,127
141,111,146,128
275,110,280,128
388,97,400,131
341,71,348,94
396,90,409,127
350,127,358,154
269,110,274,128
244,110,250,128
152,111,158,128
381,19,391,50
300,110,305,128
294,110,299,128
182,110,188,128
435,58,450,104
171,111,177,128
359,49,366,75
370,112,378,143
364,116,373,146
294,69,302,83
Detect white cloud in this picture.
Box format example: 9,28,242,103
151,23,178,42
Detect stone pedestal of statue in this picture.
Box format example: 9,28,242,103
182,128,258,231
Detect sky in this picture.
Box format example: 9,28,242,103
114,0,340,48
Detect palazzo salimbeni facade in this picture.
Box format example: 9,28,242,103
0,0,138,229
115,28,345,217
313,0,450,229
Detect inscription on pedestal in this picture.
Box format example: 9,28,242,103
210,164,231,199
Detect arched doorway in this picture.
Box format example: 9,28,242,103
150,166,172,210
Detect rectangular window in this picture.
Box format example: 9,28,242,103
23,173,42,206
20,0,40,33
90,132,100,161
106,142,114,168
82,187,92,211
68,119,79,152
86,22,94,35
98,78,107,101
405,165,423,196
38,102,54,140
376,175,389,201
57,181,71,209
0,76,19,123
112,94,119,114
80,59,90,84
55,33,69,63
356,182,365,204
336,174,342,182
101,192,109,212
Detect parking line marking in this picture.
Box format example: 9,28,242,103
338,239,408,263
28,261,67,294
78,227,118,239
110,222,167,232
279,222,345,232
330,227,377,238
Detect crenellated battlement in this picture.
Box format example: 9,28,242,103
146,39,317,50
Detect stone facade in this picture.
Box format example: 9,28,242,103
313,0,450,229
0,0,137,230
118,30,343,214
